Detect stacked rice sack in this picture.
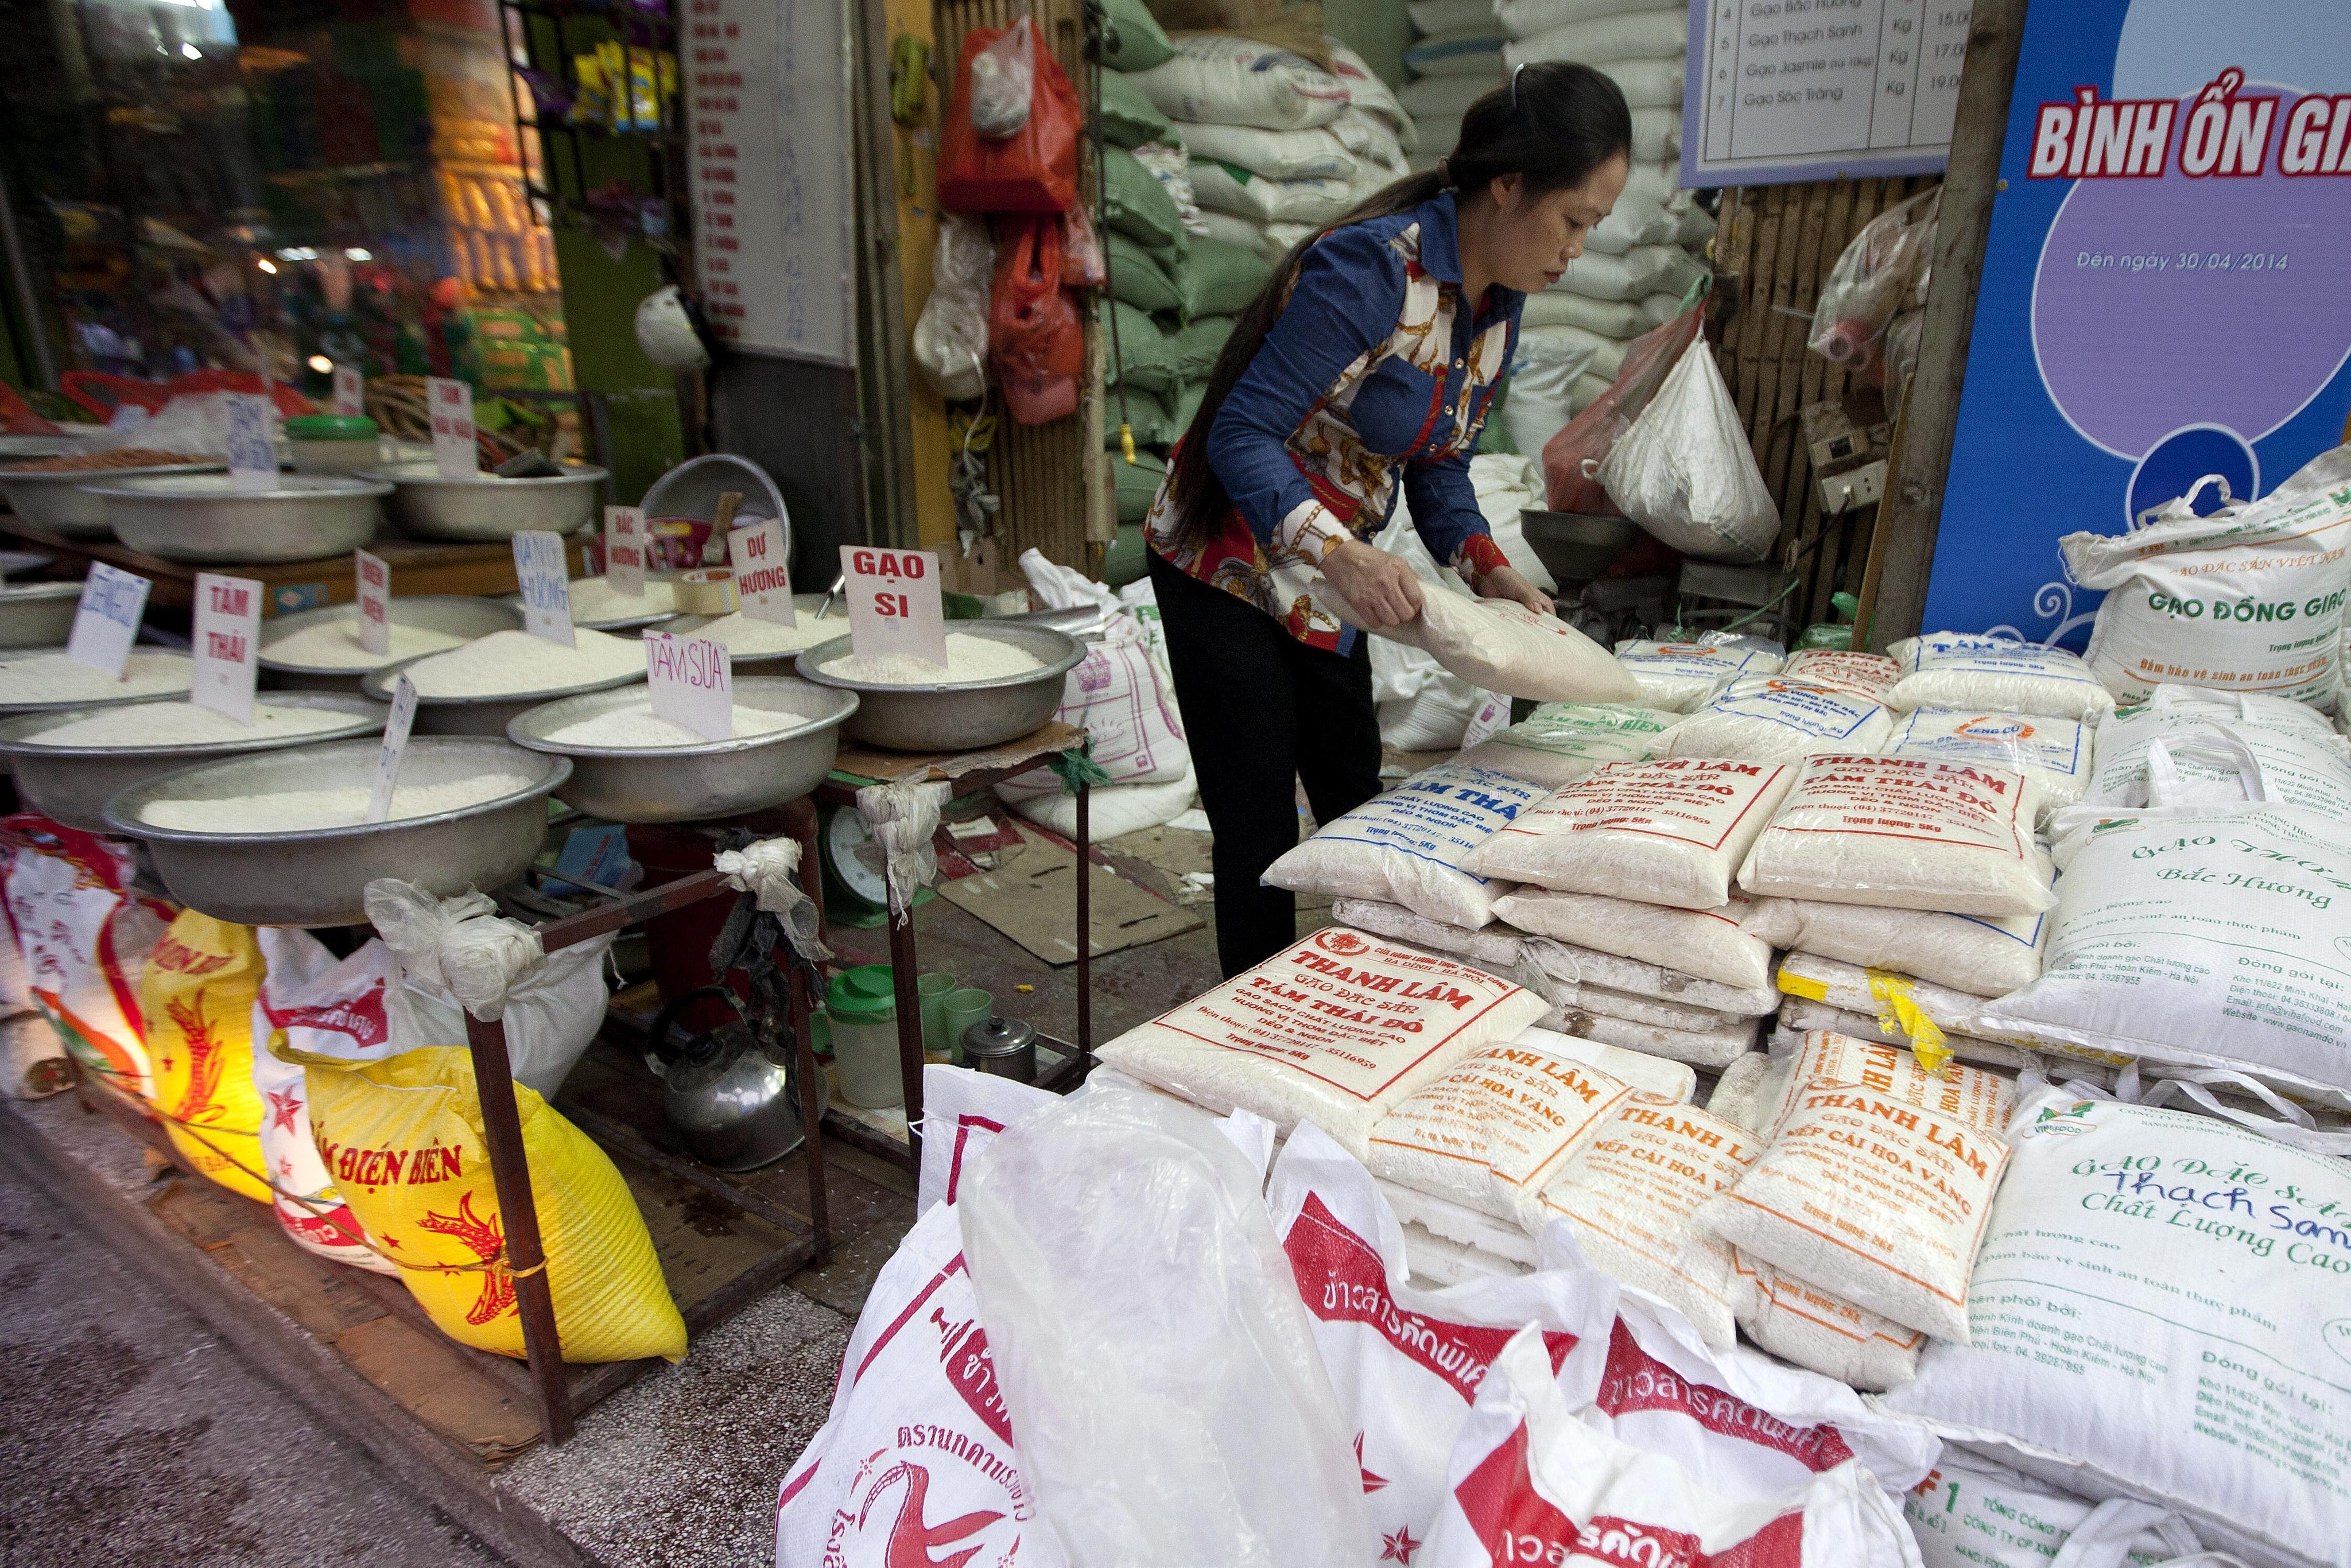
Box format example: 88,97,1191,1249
1398,0,1503,172
1495,0,1717,457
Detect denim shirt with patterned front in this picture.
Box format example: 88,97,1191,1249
1144,190,1521,654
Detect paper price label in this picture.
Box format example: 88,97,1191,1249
511,531,575,647
604,506,646,598
730,518,794,625
192,572,262,724
427,376,478,479
354,548,391,657
225,393,276,492
840,546,946,668
643,631,733,742
65,562,150,677
332,364,364,417
366,674,420,825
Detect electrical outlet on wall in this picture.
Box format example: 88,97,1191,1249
1818,460,1887,514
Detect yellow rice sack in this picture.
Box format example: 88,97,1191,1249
297,1045,685,1364
139,912,270,1204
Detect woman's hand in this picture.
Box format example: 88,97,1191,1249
1481,565,1556,619
1324,539,1426,630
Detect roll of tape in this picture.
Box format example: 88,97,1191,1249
676,568,738,615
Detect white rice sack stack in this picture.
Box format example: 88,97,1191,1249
1331,896,1526,971
1883,708,2092,821
1130,34,1351,131
1884,632,2119,723
1502,8,1687,66
1725,1248,1925,1392
1697,1076,2011,1342
1525,1100,1763,1348
2084,688,2351,813
1779,649,1900,703
1546,1005,1761,1071
1329,583,1640,704
1772,952,2048,1061
1740,897,2049,998
1263,762,1545,929
1512,1022,1696,1103
1660,677,1894,764
1615,639,1784,712
1454,701,1681,788
1472,758,1798,909
1364,1042,1637,1224
1496,886,1776,990
1093,927,1550,1155
1518,289,1650,336
1883,1086,2351,1566
1975,805,2351,1101
1745,1030,2016,1144
1736,756,2054,917
1519,934,1778,1016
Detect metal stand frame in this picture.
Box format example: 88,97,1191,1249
459,797,832,1443
814,768,1095,1169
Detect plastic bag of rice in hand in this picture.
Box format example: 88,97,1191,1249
1265,763,1545,929
1886,633,2117,722
1884,708,2090,820
1470,758,1797,909
1659,677,1894,764
1453,701,1681,788
1094,929,1550,1156
1882,1085,2351,1567
1737,755,2054,917
1325,583,1640,704
1615,639,1785,712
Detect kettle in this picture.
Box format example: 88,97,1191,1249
647,985,825,1171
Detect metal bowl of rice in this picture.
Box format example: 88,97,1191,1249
796,623,1081,751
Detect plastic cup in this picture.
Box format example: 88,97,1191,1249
940,988,992,1065
918,972,955,1061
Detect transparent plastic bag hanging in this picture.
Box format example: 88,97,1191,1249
1597,336,1780,564
968,16,1035,138
911,214,995,401
956,1088,1375,1568
1810,186,1939,362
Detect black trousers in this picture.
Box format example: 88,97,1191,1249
1149,549,1384,977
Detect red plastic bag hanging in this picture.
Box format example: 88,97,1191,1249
1539,302,1704,514
938,24,1081,214
990,215,1082,425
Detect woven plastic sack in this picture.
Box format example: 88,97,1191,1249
1661,677,1894,763
1882,1086,2351,1567
1613,638,1785,712
1454,701,1681,789
1725,1248,1924,1392
2084,688,2351,814
1494,887,1775,991
1176,119,1356,180
1422,1326,1921,1568
139,911,270,1204
2063,445,2351,711
1129,33,1350,131
1097,0,1174,70
250,929,395,1271
1885,708,2092,821
1737,756,2054,917
1103,298,1181,393
1886,633,2118,723
1779,647,1900,702
1,817,172,1100
911,215,994,401
1903,1450,2205,1568
938,24,1080,213
1189,161,1355,227
775,1198,1065,1568
1470,758,1798,910
1264,762,1546,929
1740,897,2049,998
1598,336,1779,564
1094,927,1550,1156
1521,936,1778,1018
1105,232,1182,316
1543,1004,1760,1071
1176,236,1272,319
1100,68,1171,146
288,1041,686,1363
1101,145,1183,249
959,1088,1374,1568
1326,581,1640,704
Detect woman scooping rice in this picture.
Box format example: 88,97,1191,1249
1144,61,1636,975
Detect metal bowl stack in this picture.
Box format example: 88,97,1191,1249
0,649,195,719
364,460,606,541
104,736,571,927
0,583,85,650
261,595,525,692
508,676,859,822
0,691,386,833
0,461,223,538
795,623,1082,751
87,472,390,562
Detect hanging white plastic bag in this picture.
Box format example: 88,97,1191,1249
1598,337,1780,564
968,17,1036,138
957,1087,1375,1568
912,215,995,401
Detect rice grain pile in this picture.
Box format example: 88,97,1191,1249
0,652,192,705
34,701,358,748
402,628,644,698
545,701,810,748
567,576,678,623
817,634,1044,684
140,772,535,832
263,617,468,669
682,611,841,655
